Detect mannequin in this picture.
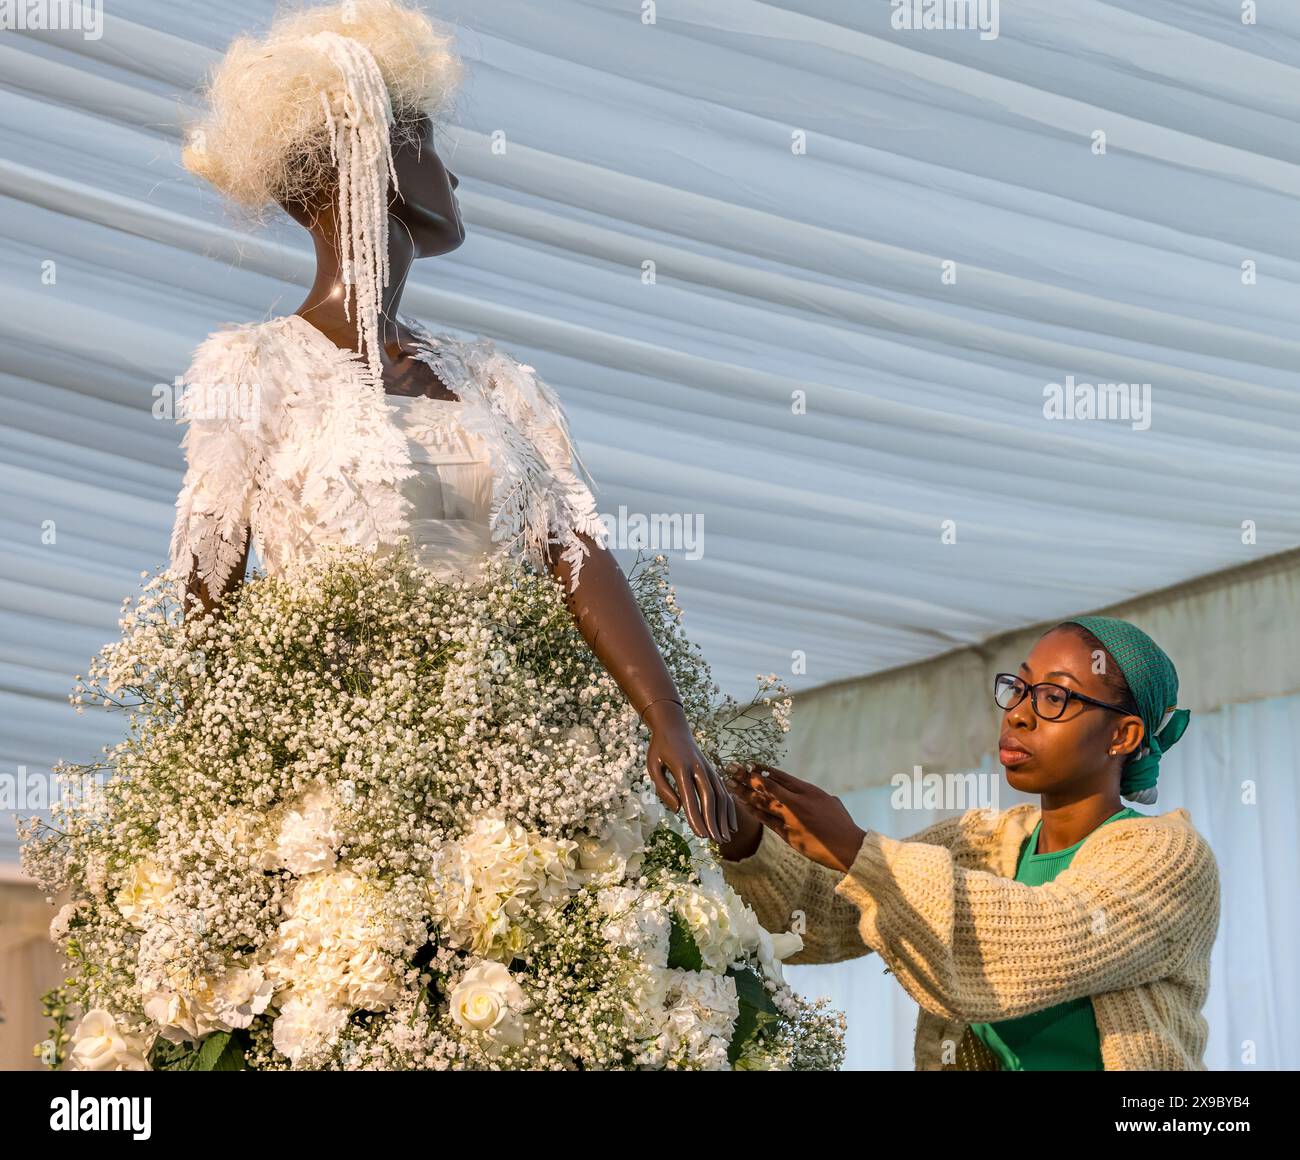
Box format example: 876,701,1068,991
180,113,737,845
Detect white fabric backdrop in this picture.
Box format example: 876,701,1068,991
0,3,1297,1067
788,691,1300,1070
3,2,1300,759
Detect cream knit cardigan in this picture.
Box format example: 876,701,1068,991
720,803,1220,1070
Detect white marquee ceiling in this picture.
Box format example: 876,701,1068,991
3,1,1300,860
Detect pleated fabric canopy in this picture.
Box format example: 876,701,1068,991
3,1,1300,862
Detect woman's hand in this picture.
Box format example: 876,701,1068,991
715,785,764,861
724,761,866,874
644,699,737,843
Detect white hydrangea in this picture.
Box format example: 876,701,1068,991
428,813,581,960
635,968,739,1071
673,884,750,972
142,964,275,1045
134,907,276,1044
271,992,351,1069
266,869,403,1014
273,784,340,876
214,805,279,872
114,858,175,929
596,885,671,968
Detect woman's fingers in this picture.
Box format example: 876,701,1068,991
723,759,800,792
731,781,789,828
728,759,795,806
749,762,807,794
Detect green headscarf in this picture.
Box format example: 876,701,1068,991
1064,615,1191,804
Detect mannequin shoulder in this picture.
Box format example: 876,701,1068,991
184,317,297,378
475,339,570,428
402,319,573,433
177,318,303,437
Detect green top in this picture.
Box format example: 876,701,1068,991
968,807,1144,1071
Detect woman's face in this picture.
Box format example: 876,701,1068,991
388,114,464,257
998,627,1144,798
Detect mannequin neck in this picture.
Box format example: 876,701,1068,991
293,210,415,354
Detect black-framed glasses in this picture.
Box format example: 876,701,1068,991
992,673,1131,722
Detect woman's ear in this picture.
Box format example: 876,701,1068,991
1107,716,1146,758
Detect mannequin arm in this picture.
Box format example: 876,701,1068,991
547,533,737,843
181,530,250,620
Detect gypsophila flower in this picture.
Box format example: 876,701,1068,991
18,545,841,1070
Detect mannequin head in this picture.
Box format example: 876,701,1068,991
182,0,461,222
279,113,465,259
183,0,463,378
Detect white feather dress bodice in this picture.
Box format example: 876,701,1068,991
169,313,609,602
384,393,497,582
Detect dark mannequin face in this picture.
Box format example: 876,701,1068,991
388,113,464,257
280,113,464,258
997,628,1144,798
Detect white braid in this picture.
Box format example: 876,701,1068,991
304,30,398,389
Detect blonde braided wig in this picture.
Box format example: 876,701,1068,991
183,0,462,384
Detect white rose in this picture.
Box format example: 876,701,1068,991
449,960,528,1050
723,889,803,984
760,930,804,984
114,859,175,929
69,1009,152,1072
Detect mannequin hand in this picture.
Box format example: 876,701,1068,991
644,700,737,843
725,761,865,874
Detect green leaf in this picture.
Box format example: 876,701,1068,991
147,1037,197,1072
727,965,779,1064
643,826,694,878
667,912,703,971
191,1030,246,1072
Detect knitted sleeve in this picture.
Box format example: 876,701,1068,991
834,815,1219,1023
720,813,966,965
168,328,271,605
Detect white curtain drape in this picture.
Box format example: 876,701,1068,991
2,0,1299,739
788,691,1300,1070
2,1,1299,1068
782,548,1300,794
